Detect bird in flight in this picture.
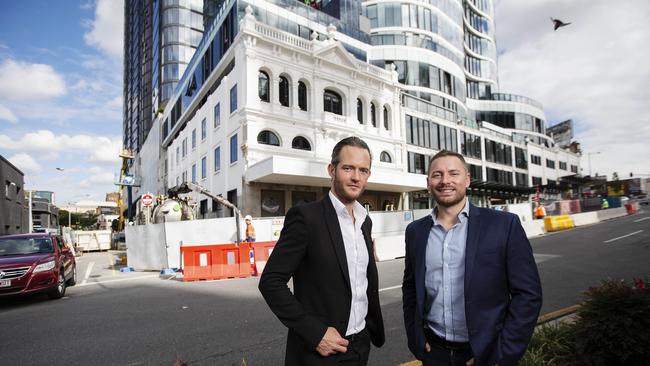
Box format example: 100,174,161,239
56,167,64,171
551,18,571,31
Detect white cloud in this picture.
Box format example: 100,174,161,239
0,59,67,101
0,130,121,165
0,103,18,123
84,0,124,59
79,172,115,188
8,153,41,175
495,0,650,179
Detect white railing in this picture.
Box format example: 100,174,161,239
253,22,313,52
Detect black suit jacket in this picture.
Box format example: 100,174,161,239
403,204,542,366
259,196,385,366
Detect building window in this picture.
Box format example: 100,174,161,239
230,134,238,163
292,136,311,151
515,172,528,187
461,132,481,159
214,146,221,172
356,98,363,124
532,176,542,186
258,71,270,102
531,154,541,165
515,147,527,169
486,167,513,185
191,129,196,149
201,157,207,179
201,118,207,141
200,199,208,216
257,130,280,146
323,90,342,115
230,84,237,113
380,151,392,163
370,103,377,127
559,161,567,170
485,139,512,166
191,164,197,183
571,164,578,173
298,81,307,111
279,75,290,107
383,105,389,130
546,159,555,169
182,138,187,157
407,152,427,174
214,103,221,128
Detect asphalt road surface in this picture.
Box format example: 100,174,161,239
1,209,648,365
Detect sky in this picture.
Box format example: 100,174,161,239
0,1,648,206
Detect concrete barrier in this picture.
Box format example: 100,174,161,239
571,211,600,227
596,207,627,221
374,235,405,261
544,216,575,232
522,220,545,237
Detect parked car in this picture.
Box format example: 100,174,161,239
0,233,76,299
634,194,648,206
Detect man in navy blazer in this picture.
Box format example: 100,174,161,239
402,150,542,366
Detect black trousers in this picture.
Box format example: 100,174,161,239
422,328,473,366
337,328,371,366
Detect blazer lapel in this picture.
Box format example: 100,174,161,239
415,215,432,300
323,196,351,290
464,204,481,293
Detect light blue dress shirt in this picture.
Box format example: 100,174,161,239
425,199,470,342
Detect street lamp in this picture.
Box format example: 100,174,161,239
587,151,601,177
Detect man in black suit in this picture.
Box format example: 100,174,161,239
259,136,385,366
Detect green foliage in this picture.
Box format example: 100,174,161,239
521,277,650,366
519,323,574,366
570,278,650,366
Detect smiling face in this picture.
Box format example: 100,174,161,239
328,145,371,205
427,155,471,209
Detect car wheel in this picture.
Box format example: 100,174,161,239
67,265,77,286
47,271,67,299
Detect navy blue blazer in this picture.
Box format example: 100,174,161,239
402,204,542,366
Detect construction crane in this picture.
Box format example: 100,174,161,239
167,182,243,245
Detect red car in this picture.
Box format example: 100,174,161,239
0,233,76,299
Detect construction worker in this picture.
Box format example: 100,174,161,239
534,204,546,219
245,215,256,242
601,198,609,210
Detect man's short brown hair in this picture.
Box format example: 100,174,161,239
427,150,468,175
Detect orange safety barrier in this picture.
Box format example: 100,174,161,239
181,243,252,282
625,202,638,215
251,241,277,275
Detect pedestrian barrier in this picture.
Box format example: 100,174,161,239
624,202,639,215
544,215,575,232
181,243,252,282
251,241,277,274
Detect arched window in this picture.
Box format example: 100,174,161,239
370,103,377,127
292,136,311,151
383,105,390,130
257,130,280,146
323,90,342,115
258,71,270,102
380,151,392,163
298,81,307,111
279,75,290,107
356,98,363,124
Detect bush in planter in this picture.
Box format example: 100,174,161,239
570,277,650,365
519,322,574,366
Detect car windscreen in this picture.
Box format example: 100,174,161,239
0,238,54,256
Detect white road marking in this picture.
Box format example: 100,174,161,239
534,254,560,264
76,275,159,287
81,261,94,285
379,284,402,292
633,217,650,223
604,230,644,243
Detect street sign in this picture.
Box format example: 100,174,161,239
141,193,154,207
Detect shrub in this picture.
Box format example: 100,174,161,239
570,278,650,366
519,323,574,366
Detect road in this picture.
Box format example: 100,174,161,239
1,210,648,365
